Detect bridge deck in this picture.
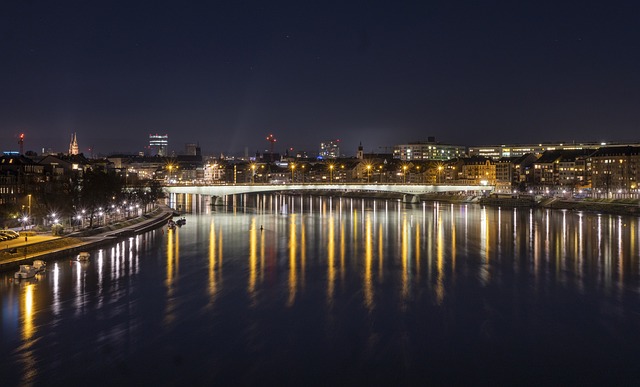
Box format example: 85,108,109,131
166,183,493,196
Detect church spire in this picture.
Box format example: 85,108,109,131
69,132,79,155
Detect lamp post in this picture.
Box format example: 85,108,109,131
403,165,408,184
437,166,443,184
329,164,334,183
366,164,372,183
291,164,296,182
251,164,256,184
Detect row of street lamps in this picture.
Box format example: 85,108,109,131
245,163,441,184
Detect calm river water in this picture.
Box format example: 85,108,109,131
2,195,640,386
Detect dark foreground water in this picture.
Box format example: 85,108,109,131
2,196,640,386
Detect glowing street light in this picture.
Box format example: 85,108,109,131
290,164,296,182
366,164,372,183
402,165,408,184
251,164,257,184
329,164,334,183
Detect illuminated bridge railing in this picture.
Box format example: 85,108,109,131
165,183,494,196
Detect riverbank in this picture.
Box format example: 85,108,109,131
0,205,174,272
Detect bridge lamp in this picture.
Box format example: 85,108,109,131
251,164,257,184
329,164,334,183
366,164,372,183
402,165,408,184
291,164,296,182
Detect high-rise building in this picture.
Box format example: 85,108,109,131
319,139,340,159
68,133,79,155
149,134,168,156
185,143,198,156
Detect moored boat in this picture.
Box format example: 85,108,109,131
14,265,37,279
32,260,46,273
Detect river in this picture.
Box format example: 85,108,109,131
2,195,640,385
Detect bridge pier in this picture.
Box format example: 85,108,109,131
211,195,225,206
403,194,420,204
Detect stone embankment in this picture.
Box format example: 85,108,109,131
0,205,174,272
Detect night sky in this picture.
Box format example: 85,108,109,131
2,0,639,156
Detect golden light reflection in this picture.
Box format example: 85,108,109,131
249,218,257,297
451,210,456,274
209,220,217,298
288,214,298,306
166,228,174,288
340,220,346,282
20,283,37,385
165,227,177,325
435,213,444,304
378,223,384,280
301,218,307,289
401,216,409,299
22,284,35,340
260,223,265,283
327,215,335,305
480,207,490,284
364,214,374,310
415,221,421,279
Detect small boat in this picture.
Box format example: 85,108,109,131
77,252,90,261
14,265,37,279
32,260,46,273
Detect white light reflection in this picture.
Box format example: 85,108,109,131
52,262,60,316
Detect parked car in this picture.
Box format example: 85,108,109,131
0,230,19,240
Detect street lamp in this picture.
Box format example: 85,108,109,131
366,164,372,183
291,164,296,182
402,165,408,184
329,164,334,183
437,166,443,184
251,164,257,184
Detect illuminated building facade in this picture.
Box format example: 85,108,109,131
149,134,169,156
393,137,465,161
590,146,640,197
319,140,340,159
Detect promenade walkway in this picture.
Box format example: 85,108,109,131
0,205,174,272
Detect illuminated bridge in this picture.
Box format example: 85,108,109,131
165,183,493,209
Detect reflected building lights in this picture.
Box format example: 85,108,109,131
208,220,218,300
52,263,60,316
378,223,384,280
364,214,374,310
301,217,307,289
249,218,258,298
22,284,34,341
20,283,37,385
436,212,444,304
288,214,298,306
327,215,336,305
401,216,409,300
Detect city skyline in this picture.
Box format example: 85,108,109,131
2,1,640,155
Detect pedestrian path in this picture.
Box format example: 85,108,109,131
0,205,174,271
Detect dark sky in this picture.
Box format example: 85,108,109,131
2,0,639,156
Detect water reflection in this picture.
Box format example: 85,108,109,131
288,214,298,306
2,195,640,385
